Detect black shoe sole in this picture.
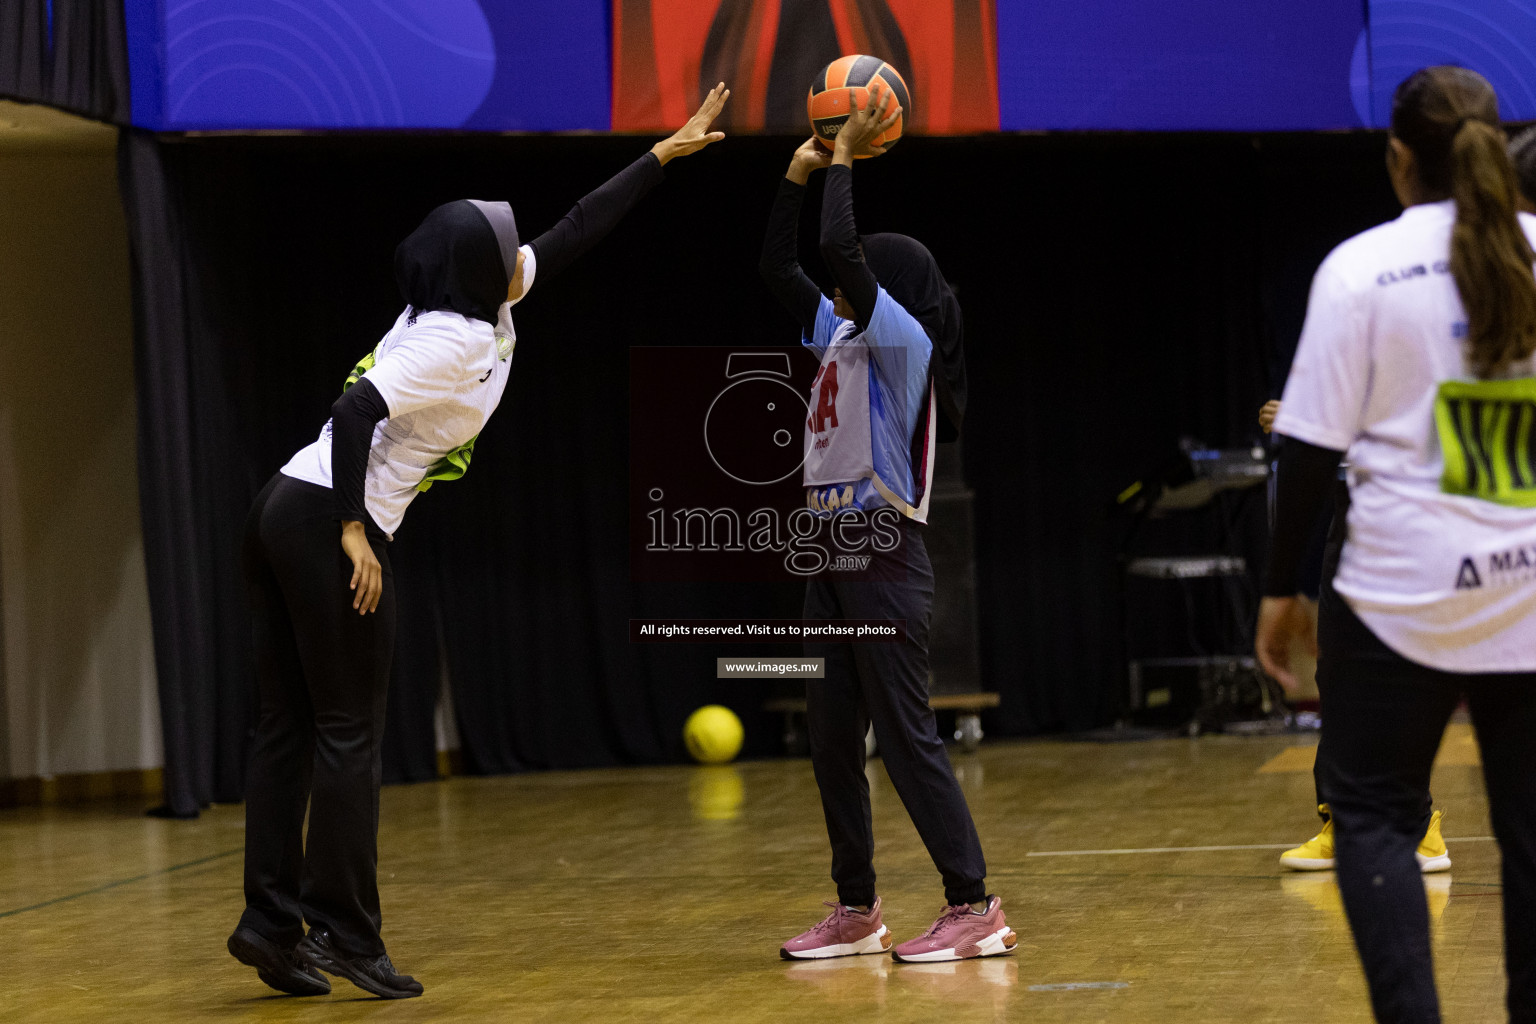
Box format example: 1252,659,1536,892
228,928,330,996
297,937,423,1000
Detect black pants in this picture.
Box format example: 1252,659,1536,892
1317,595,1536,1024
802,517,987,908
1311,484,1346,814
238,473,396,958
1312,480,1432,824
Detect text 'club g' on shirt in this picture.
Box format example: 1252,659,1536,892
802,287,935,521
1275,201,1536,672
281,246,538,539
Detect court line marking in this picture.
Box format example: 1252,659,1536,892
0,847,241,920
1026,837,1496,857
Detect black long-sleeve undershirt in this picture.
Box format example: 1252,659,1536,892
1265,435,1346,597
527,152,665,285
759,178,824,336
819,165,879,332
330,376,389,528
330,152,666,530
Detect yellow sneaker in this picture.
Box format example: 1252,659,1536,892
1416,810,1452,873
1279,805,1335,870
1280,806,1452,873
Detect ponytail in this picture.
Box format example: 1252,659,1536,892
1392,66,1536,379
1448,119,1536,378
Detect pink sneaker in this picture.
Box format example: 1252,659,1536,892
780,897,893,960
892,895,1017,963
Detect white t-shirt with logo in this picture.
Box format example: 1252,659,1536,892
281,246,536,538
1276,201,1536,672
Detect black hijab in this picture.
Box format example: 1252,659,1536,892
862,233,967,441
394,199,519,325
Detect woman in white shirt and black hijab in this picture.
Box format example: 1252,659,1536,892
1258,66,1536,1023
225,88,729,1000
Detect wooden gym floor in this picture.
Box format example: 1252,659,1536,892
0,723,1506,1023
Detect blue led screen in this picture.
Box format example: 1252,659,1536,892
1353,0,1536,126
996,0,1367,131
122,1,1536,132
125,0,610,130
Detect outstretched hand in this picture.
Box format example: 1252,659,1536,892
652,82,730,166
832,87,901,165
786,137,833,185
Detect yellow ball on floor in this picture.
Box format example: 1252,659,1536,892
683,705,744,764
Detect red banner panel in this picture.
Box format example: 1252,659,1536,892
614,0,998,134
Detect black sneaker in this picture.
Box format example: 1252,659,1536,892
227,925,330,996
297,929,424,999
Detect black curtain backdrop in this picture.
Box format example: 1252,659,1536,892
117,129,1400,815
0,0,130,123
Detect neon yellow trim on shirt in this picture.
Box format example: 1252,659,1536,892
416,444,475,492
1434,377,1536,507
343,344,381,392
342,343,478,493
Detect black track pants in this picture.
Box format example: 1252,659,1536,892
803,517,987,908
237,473,396,958
1318,596,1536,1024
1312,481,1432,823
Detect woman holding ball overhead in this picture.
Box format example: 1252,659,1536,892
225,86,728,1001
760,85,1014,963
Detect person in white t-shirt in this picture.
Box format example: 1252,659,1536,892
1264,118,1536,881
1257,66,1536,1023
225,87,730,1000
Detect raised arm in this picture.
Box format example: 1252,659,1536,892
819,89,902,331
818,166,878,331
760,140,832,336
525,84,729,287
525,155,663,284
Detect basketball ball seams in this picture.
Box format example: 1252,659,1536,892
881,68,910,118
827,55,853,91
846,54,884,89
806,54,908,153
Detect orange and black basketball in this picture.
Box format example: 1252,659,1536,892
807,55,909,155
